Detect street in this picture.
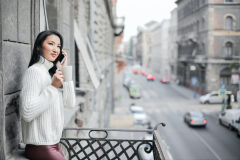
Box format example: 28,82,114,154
112,67,240,160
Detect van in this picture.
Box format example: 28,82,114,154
219,109,240,130
199,91,233,104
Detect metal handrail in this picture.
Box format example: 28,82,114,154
60,123,170,160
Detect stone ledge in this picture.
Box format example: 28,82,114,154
7,149,29,160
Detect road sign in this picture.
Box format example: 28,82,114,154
191,77,198,86
231,74,239,84
220,83,226,89
218,89,227,98
129,87,140,96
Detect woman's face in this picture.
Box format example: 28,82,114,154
41,34,61,62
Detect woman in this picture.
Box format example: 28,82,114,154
20,30,76,160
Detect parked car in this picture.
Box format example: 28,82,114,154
219,109,240,130
235,117,240,137
129,84,141,99
126,80,137,90
130,106,148,125
161,77,171,83
199,91,232,104
184,111,207,127
123,76,131,88
147,73,155,81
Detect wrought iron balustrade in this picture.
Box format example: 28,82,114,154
60,122,170,160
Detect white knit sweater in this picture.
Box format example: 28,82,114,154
20,56,76,145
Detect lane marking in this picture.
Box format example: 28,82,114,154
192,130,222,160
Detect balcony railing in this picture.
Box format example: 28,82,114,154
60,122,170,160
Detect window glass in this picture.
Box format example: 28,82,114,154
224,42,233,56
225,16,233,30
40,0,46,32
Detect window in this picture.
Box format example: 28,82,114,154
225,42,233,56
225,16,233,30
40,0,49,31
225,0,234,2
220,68,231,85
202,43,205,54
202,18,205,30
197,21,199,31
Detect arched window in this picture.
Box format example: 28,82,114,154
225,16,233,30
225,42,233,56
220,68,231,85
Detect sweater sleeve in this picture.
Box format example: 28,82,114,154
62,81,76,109
21,68,59,122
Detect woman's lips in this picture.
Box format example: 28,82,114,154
51,53,57,57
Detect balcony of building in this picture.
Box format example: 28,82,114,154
9,123,170,160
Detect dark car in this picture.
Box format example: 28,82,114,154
184,111,207,127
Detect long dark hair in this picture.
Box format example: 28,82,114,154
28,30,63,77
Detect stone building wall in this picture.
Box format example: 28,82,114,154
176,0,240,94
0,0,116,159
0,1,36,159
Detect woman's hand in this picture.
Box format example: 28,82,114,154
56,50,68,68
51,70,64,89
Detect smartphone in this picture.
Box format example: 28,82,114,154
59,54,66,64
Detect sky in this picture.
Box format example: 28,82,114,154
116,0,177,42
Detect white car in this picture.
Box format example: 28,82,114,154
235,117,240,137
219,109,240,130
130,106,148,125
123,76,131,87
199,91,232,104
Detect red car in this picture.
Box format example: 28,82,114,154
161,77,171,83
141,69,147,76
147,74,155,81
132,69,139,74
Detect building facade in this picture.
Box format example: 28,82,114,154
169,8,178,80
136,21,158,67
149,20,171,78
0,0,120,159
150,23,162,73
176,0,240,95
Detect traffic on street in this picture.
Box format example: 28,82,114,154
113,66,240,160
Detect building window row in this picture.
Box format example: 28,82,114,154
178,0,205,19
179,15,234,34
178,18,205,35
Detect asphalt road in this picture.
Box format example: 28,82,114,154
113,68,240,160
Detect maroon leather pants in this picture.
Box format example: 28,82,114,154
25,143,66,160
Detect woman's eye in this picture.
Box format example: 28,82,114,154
58,46,61,48
49,43,53,45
